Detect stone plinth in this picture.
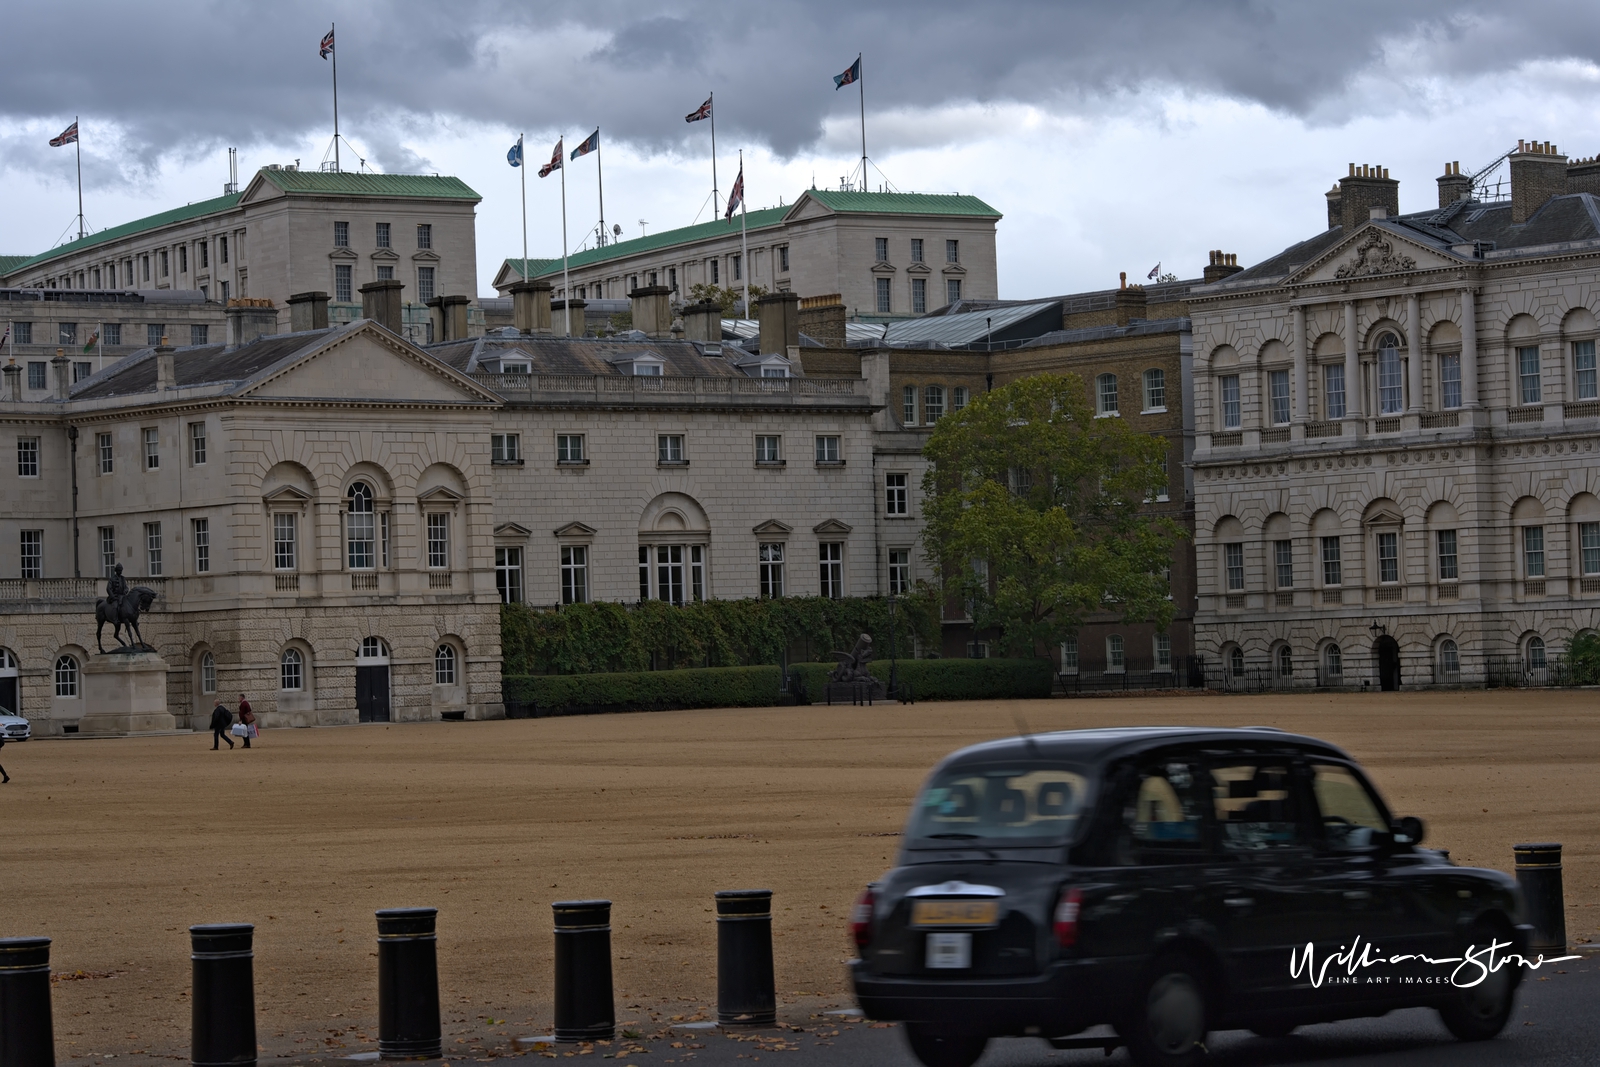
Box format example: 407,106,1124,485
79,651,177,736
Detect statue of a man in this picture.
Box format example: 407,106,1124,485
106,562,128,601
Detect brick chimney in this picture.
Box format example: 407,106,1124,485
154,346,176,391
1510,139,1568,223
629,284,673,339
1325,183,1342,230
1568,153,1600,196
1114,277,1147,325
1338,164,1400,231
426,295,472,342
287,291,330,332
359,279,406,334
225,299,278,347
680,300,722,344
1437,161,1472,208
758,291,801,354
797,293,846,347
1203,250,1243,283
52,351,72,399
509,279,553,335
551,298,587,337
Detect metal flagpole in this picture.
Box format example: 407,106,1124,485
98,320,103,373
560,136,571,336
331,23,340,172
518,135,528,283
857,54,867,191
710,92,720,219
739,150,750,322
75,116,85,239
596,130,606,247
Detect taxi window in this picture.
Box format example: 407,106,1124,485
1210,763,1304,851
1311,763,1390,850
909,765,1090,843
1113,760,1208,863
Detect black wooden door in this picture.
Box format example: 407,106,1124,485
356,665,391,722
1376,637,1401,691
0,677,16,715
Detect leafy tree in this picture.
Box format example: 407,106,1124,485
687,282,769,318
1568,630,1600,685
920,372,1186,657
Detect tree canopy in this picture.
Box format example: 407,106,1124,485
920,372,1186,656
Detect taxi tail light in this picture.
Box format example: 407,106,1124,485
1054,886,1083,948
850,886,876,948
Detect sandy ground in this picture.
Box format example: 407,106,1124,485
4,689,1598,1062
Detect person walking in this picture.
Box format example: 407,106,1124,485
209,699,234,750
238,694,256,749
0,734,9,783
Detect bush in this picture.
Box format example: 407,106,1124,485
1569,631,1600,685
789,657,1054,704
503,665,783,716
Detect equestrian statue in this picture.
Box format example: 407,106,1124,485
95,563,159,653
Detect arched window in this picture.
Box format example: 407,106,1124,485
1325,643,1343,677
347,482,375,569
200,651,217,694
1229,646,1245,677
1096,373,1119,416
0,648,16,671
1527,636,1547,671
280,648,303,691
54,655,79,697
358,636,390,661
1439,639,1460,676
1106,634,1125,670
1277,645,1293,677
435,644,457,685
1377,332,1403,414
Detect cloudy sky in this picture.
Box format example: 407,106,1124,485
5,2,1600,298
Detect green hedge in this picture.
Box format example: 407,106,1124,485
503,665,784,716
789,657,1054,704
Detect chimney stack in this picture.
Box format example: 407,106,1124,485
1325,183,1343,230
225,298,278,348
796,294,847,347
287,291,330,332
1510,138,1567,223
52,350,72,399
1437,161,1473,208
680,300,723,344
1567,154,1600,197
629,284,673,339
2,361,20,401
426,295,473,342
154,345,176,391
551,298,588,338
509,280,553,335
359,279,406,335
1337,163,1400,231
757,291,801,354
1113,282,1147,325
1203,250,1243,283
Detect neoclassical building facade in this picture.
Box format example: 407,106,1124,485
1189,145,1600,688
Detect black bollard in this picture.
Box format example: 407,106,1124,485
715,890,775,1026
375,908,442,1060
190,924,256,1067
0,936,55,1067
552,901,614,1042
1514,843,1567,951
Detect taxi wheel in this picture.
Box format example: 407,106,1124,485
903,1023,988,1067
1439,921,1518,1041
1124,953,1210,1067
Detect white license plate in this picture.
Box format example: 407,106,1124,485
926,932,972,969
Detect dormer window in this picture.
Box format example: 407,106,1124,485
761,366,788,379
633,360,664,376
501,361,530,375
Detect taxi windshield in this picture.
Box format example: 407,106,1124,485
907,764,1091,844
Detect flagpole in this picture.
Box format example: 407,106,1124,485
739,150,750,323
331,23,340,172
518,135,528,285
596,130,607,248
75,116,85,240
560,137,571,336
710,92,720,219
857,54,867,191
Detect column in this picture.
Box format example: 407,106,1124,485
1344,301,1363,422
1292,305,1308,422
1460,288,1480,408
1406,293,1423,413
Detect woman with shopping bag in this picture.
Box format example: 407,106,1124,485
238,694,257,748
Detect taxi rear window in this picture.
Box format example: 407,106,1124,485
908,764,1090,844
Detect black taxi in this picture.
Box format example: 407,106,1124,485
848,727,1532,1067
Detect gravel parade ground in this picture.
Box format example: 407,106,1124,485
4,689,1597,1063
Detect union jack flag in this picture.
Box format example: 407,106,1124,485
50,121,78,147
538,138,563,178
685,97,712,123
319,27,335,59
725,166,744,220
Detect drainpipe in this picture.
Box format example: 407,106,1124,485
68,424,80,578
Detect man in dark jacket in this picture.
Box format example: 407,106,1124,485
209,699,234,750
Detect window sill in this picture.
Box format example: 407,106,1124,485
815,460,846,468
1095,412,1121,419
556,459,590,467
491,458,525,466
755,460,786,468
884,513,914,520
656,460,690,469
1141,407,1168,415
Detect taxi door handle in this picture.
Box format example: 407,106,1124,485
1343,890,1372,901
1224,897,1254,908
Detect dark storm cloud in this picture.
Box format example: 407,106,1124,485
1,0,1596,188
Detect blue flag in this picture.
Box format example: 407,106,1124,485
507,137,523,167
571,129,599,160
834,56,861,89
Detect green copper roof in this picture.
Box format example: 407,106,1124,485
514,205,789,280
1,193,242,277
497,258,562,282
0,255,30,275
799,189,1001,217
254,169,480,201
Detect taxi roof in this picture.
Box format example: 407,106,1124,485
940,726,1350,769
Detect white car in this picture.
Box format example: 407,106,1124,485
0,709,30,741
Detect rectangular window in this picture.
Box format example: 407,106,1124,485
147,323,164,346
416,224,432,249
1575,340,1598,401
1518,345,1542,404
159,249,169,278
778,245,789,272
99,526,116,576
143,427,159,470
73,360,91,382
638,546,650,600
16,437,39,478
13,323,30,344
193,517,210,573
924,385,945,423
380,512,390,568
874,237,888,262
1439,353,1462,409
1437,529,1458,581
911,277,927,314
190,422,207,465
427,514,449,568
819,542,844,598
142,254,151,280
557,434,585,463
876,277,891,314
946,278,962,304
1097,374,1119,416
59,322,77,346
417,266,435,303
945,239,959,263
755,435,781,463
1274,540,1293,588
191,324,208,346
561,545,589,604
910,238,924,262
669,267,678,292
145,522,163,576
1060,636,1079,674
902,384,917,425
1107,635,1125,670
1377,531,1399,584
1581,522,1600,575
335,264,352,303
731,254,742,282
1154,633,1173,671
1378,346,1403,414
951,385,968,412
375,222,391,248
491,433,521,463
690,544,705,601
657,434,684,463
97,433,113,474
1269,369,1291,424
885,473,908,516
759,542,785,598
650,544,684,604
815,435,840,463
178,245,187,273
1156,450,1170,502
1321,536,1342,586
710,258,719,285
1224,543,1244,591
19,530,41,579
1323,364,1346,419
27,362,46,390
200,242,209,269
1220,375,1241,429
888,548,911,596
1524,526,1545,578
273,513,296,570
1143,368,1166,411
495,547,523,604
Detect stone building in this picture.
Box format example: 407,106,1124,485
1189,141,1600,689
492,190,1000,322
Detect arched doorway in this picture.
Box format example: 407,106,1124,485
0,648,18,714
1375,636,1401,691
356,637,391,722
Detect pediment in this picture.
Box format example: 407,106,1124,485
238,322,502,405
941,263,967,275
553,521,596,539
812,518,853,535
752,519,793,536
906,262,932,275
1292,225,1458,285
417,485,464,506
412,250,441,263
262,485,312,508
495,522,532,539
328,247,359,261
782,192,836,222
870,261,897,274
1362,506,1405,527
370,249,400,261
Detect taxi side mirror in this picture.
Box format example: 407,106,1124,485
1393,815,1425,845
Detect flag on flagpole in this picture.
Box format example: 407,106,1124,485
1146,262,1160,280
319,27,335,58
538,139,563,178
724,165,744,220
570,129,599,160
49,121,79,147
685,97,712,123
833,56,861,89
507,137,524,167
83,330,99,354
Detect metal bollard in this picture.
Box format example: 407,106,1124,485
375,908,442,1060
715,890,775,1026
1514,843,1567,951
190,924,256,1067
552,901,614,1042
0,936,55,1067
